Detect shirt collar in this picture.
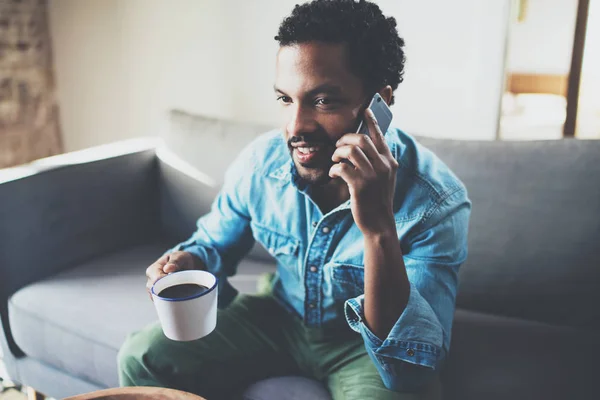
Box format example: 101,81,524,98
268,159,352,211
268,159,293,182
268,158,310,192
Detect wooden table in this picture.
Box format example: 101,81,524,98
64,387,206,400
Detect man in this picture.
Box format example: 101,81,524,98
118,1,470,399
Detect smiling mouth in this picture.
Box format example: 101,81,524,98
293,145,326,165
296,146,319,154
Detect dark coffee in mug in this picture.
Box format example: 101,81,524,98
158,283,208,299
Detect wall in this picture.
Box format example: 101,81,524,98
507,0,578,74
576,0,600,138
382,0,511,140
48,0,511,152
48,0,125,151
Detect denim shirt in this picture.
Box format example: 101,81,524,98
171,128,471,391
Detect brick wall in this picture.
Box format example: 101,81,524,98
0,0,62,168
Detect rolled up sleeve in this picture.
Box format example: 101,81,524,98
344,188,471,391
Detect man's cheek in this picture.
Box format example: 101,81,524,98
331,115,362,136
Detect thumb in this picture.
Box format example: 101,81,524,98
162,251,194,274
163,262,179,273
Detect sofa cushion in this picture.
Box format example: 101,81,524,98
417,137,600,330
443,309,599,400
8,242,276,388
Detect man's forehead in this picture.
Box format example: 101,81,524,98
275,43,360,94
277,43,349,73
274,82,344,97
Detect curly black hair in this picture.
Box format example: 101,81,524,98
275,0,406,105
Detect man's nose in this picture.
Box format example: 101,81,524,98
286,104,317,138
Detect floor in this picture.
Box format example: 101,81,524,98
0,362,48,400
0,389,26,400
0,383,26,400
0,361,24,399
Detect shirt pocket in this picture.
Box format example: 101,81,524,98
251,223,301,270
329,262,365,301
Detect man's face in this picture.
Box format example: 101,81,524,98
275,42,367,185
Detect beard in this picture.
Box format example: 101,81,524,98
287,132,336,186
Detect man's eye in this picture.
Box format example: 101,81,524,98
277,95,292,104
315,98,337,107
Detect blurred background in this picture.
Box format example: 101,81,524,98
1,0,598,170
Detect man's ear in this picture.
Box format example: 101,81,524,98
378,85,393,105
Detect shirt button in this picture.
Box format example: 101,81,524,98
406,348,415,357
310,266,317,272
309,303,316,308
322,226,330,234
312,221,318,227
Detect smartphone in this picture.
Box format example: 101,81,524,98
356,93,393,136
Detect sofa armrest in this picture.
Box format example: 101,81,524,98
0,139,160,316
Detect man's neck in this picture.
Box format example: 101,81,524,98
310,178,350,215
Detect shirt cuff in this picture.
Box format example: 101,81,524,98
167,238,211,266
344,282,443,369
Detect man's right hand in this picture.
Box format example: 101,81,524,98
146,251,207,300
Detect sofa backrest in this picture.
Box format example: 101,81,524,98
418,137,600,331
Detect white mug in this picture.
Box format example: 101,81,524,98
151,270,218,341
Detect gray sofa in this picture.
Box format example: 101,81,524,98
0,112,598,399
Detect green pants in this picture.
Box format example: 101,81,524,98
118,293,441,399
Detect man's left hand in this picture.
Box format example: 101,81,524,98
329,109,398,237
